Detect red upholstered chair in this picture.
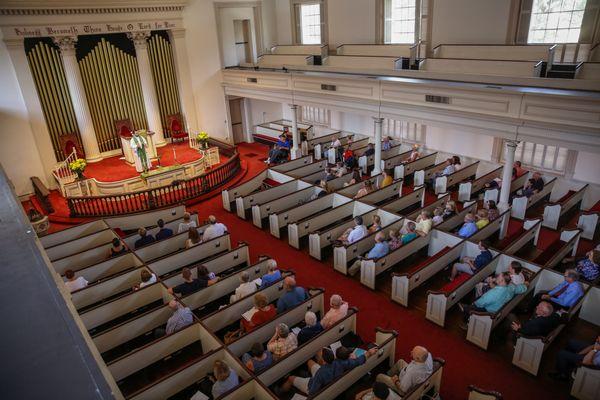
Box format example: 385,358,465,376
115,119,134,139
167,114,188,143
59,133,85,159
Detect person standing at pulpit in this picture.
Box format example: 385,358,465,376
130,131,152,173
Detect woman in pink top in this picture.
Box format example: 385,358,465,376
320,294,349,329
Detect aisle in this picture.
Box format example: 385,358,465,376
187,144,569,400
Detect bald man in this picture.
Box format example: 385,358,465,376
202,215,228,242
320,294,349,329
276,276,308,313
376,346,433,396
507,300,561,342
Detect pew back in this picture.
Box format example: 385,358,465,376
40,219,109,248
104,205,186,231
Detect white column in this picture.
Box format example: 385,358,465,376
127,31,166,147
53,36,102,162
168,29,198,132
499,139,519,210
372,117,383,176
290,104,302,160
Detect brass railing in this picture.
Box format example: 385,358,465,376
67,149,241,217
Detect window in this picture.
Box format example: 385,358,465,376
382,118,424,143
527,0,587,43
384,0,417,44
300,106,330,126
293,1,325,45
503,140,574,174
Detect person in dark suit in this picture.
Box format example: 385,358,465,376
506,301,561,343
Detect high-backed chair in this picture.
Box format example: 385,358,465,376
115,119,134,139
59,133,84,159
167,113,188,143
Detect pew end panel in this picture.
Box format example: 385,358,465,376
577,212,599,240
512,322,566,376
468,385,504,400
221,379,278,400
579,287,600,327
403,358,445,400
571,364,600,400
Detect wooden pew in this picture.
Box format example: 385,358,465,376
466,257,541,350
381,186,426,216
311,328,408,400
134,230,230,263
359,179,404,207
303,131,344,157
432,44,553,62
358,144,411,174
323,55,403,71
322,136,370,164
46,228,117,261
40,219,109,248
252,186,323,229
435,201,479,233
336,174,383,199
257,54,314,67
426,252,501,327
512,269,591,376
389,359,445,400
418,58,543,77
577,210,599,240
255,310,359,385
271,193,352,239
127,347,250,400
511,176,557,220
145,235,235,278
270,155,314,173
122,216,203,249
413,160,447,187
103,205,187,232
393,152,438,180
336,43,413,57
458,165,503,202
531,228,581,270
222,169,294,212
570,286,600,400
542,184,588,230
333,210,403,274
226,288,325,357
72,266,155,311
237,179,313,220
434,161,480,194
285,159,328,179
390,230,464,305
81,282,170,334
325,172,357,192
221,379,278,400
406,193,451,221
52,241,119,276
271,44,328,57
468,208,511,242
500,218,542,255
69,251,143,283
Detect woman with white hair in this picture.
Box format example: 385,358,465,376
259,259,281,289
298,311,324,345
320,294,349,329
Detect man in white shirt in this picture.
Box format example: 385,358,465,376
64,269,88,293
230,271,257,303
376,346,433,396
338,216,368,245
177,212,197,234
202,215,228,241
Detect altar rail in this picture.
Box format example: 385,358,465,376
67,150,241,218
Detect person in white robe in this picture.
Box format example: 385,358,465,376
130,132,152,173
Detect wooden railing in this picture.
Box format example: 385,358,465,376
67,151,241,217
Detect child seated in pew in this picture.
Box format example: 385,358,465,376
442,201,457,220
108,237,127,258
449,241,493,281
242,342,273,374
133,269,157,291
64,269,88,293
432,207,444,225
368,215,383,234
459,272,529,329
284,345,378,396
475,209,490,230
486,200,499,222
475,261,524,297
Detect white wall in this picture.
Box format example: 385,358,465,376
276,0,293,45
573,150,600,185
426,126,495,161
0,35,47,196
327,0,377,48
249,99,283,126
431,0,511,47
218,7,258,67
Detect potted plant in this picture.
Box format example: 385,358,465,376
69,158,87,180
197,131,209,149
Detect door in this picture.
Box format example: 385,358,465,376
229,98,245,144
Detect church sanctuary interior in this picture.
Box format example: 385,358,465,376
3,0,600,399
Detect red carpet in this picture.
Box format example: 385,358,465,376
25,143,586,399
83,142,207,182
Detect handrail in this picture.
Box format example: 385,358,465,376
67,151,241,218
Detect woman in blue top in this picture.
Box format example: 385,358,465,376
211,360,239,398
242,342,273,374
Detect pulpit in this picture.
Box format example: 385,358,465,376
116,119,158,166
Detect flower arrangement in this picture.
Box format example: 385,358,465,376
69,158,87,179
197,131,209,148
